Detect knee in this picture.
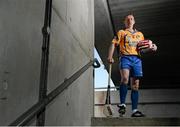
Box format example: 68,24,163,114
131,85,139,91
121,77,129,85
131,79,139,90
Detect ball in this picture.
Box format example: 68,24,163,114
137,40,152,50
137,40,156,54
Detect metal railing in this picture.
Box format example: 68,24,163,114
37,0,52,125
94,87,180,106
95,101,180,106
8,0,101,125
9,58,100,126
106,0,120,57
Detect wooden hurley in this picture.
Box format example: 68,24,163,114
103,64,114,117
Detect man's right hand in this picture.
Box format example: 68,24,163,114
107,57,114,63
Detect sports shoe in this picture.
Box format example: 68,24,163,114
117,104,126,116
131,111,145,117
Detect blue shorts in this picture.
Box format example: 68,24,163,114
119,55,143,77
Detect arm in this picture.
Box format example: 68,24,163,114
107,31,121,63
107,43,115,63
138,40,157,54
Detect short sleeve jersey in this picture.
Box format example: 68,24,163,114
112,29,144,55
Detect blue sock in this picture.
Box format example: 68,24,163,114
131,90,139,111
119,84,128,104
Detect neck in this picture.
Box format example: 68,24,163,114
127,26,133,30
126,27,134,32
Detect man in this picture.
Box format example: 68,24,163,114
107,14,157,117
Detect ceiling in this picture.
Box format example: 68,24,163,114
95,0,180,89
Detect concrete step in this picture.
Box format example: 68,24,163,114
94,104,180,118
94,89,180,117
91,117,180,126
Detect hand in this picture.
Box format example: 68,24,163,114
107,57,114,63
148,40,153,47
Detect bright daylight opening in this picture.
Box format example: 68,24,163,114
94,48,115,91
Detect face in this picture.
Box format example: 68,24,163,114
124,15,135,28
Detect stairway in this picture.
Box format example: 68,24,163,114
91,117,180,126
93,89,180,126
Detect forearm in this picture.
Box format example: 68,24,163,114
108,44,115,57
107,44,115,63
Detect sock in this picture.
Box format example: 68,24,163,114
120,103,126,107
119,84,128,104
132,109,138,113
131,90,139,111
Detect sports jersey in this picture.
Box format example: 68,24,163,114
112,29,144,55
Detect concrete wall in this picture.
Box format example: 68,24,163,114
0,0,94,126
95,0,114,61
0,0,45,125
95,0,121,86
45,0,94,126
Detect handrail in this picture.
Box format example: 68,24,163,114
93,58,101,68
95,86,119,90
9,59,100,126
106,0,120,57
94,88,180,105
95,101,180,106
37,0,53,125
106,0,116,35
